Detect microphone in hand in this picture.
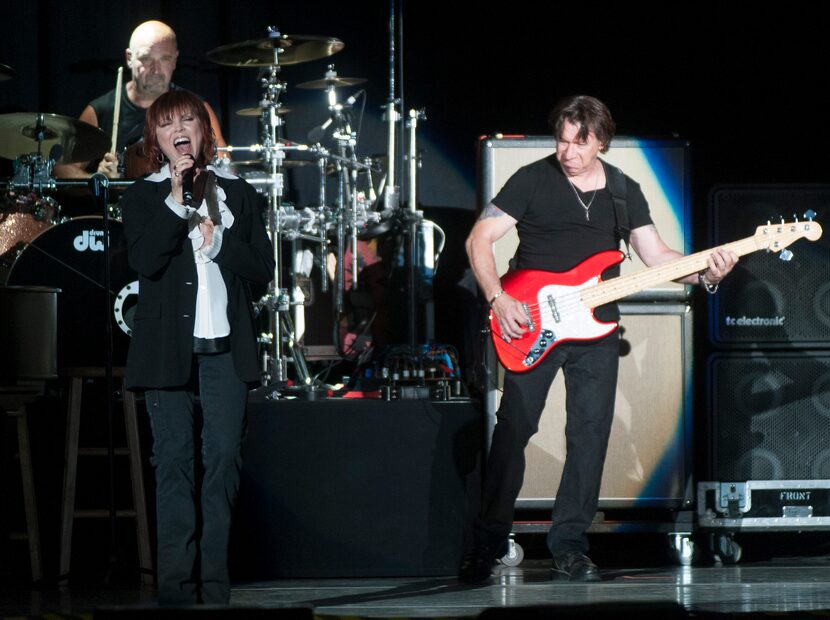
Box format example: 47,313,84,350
182,158,195,207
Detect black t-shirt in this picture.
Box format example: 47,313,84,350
492,154,652,320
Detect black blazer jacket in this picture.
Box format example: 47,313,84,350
121,173,274,390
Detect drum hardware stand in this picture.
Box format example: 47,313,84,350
383,1,402,215
306,75,378,356
403,108,433,345
3,122,64,227
385,0,431,346
236,26,322,396
315,155,330,297
330,87,360,310
383,1,437,348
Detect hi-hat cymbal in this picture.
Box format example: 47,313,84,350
296,76,366,89
0,112,109,164
207,34,344,67
0,63,16,81
236,106,291,117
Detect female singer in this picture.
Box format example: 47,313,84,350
121,89,274,605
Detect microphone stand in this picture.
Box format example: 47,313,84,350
89,172,120,581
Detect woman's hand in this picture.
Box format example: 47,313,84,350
169,155,196,204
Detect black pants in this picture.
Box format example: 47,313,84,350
476,332,619,556
145,351,248,605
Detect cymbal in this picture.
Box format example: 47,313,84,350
236,106,291,117
0,62,16,81
207,34,344,67
0,112,109,164
296,76,366,90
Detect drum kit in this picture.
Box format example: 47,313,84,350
0,25,431,394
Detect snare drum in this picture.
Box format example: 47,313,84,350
5,216,138,368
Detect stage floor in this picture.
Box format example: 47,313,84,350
3,555,830,618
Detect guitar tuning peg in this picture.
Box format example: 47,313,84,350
804,209,816,221
779,249,794,262
779,216,786,224
793,213,799,222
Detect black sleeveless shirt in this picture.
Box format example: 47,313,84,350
88,82,183,153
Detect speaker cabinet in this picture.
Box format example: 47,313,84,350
708,352,830,481
709,185,830,347
488,303,693,508
479,135,692,300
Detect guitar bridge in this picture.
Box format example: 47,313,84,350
522,303,535,332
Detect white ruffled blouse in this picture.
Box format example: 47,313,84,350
147,165,237,340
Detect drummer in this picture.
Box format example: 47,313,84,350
54,20,226,180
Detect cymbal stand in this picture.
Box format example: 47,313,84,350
329,85,359,309
255,26,313,392
314,155,329,295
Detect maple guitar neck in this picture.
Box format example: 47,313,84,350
581,223,817,309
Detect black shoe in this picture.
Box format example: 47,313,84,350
458,541,502,583
552,551,601,582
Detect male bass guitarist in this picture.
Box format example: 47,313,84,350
461,95,738,583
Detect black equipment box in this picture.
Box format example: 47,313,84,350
698,480,830,530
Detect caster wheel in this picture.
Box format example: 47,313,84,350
668,533,695,566
713,534,742,564
498,539,525,567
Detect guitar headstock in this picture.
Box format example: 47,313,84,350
753,217,823,252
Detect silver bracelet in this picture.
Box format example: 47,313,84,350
699,273,719,295
489,289,506,305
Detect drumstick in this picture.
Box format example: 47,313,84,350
110,66,123,153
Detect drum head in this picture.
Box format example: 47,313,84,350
5,216,138,368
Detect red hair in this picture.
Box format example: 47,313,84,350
142,90,216,171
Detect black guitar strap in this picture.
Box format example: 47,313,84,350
604,161,632,260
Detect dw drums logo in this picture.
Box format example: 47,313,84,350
73,229,105,252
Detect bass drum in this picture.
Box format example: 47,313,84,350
5,216,138,368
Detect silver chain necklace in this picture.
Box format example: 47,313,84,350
565,166,600,221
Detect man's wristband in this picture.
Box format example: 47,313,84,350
699,273,719,294
489,289,505,305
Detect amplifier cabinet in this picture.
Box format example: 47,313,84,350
708,185,830,347
486,302,694,509
707,351,830,481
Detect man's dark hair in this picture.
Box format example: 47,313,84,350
548,95,616,153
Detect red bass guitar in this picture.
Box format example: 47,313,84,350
491,219,823,372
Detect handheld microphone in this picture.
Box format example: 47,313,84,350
182,159,195,207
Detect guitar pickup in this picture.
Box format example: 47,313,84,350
546,294,561,323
